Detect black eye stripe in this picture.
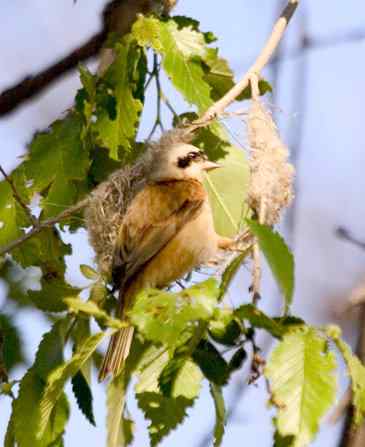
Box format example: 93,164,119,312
177,151,207,169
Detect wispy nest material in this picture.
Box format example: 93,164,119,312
85,129,193,277
247,100,295,225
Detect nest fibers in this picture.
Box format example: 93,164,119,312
85,129,193,277
247,100,295,225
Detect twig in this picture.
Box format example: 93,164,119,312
340,304,365,447
147,54,165,140
0,31,106,117
0,164,38,227
0,197,89,256
193,0,300,126
336,227,365,251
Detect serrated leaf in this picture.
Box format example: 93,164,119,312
130,279,219,347
159,357,203,399
80,264,99,280
247,220,294,312
38,332,106,438
72,318,92,382
219,252,249,301
23,113,89,219
13,369,70,447
210,384,226,447
192,339,229,386
265,328,337,447
136,391,194,447
235,304,285,338
330,333,365,426
135,345,169,394
92,41,144,160
64,297,126,329
34,319,68,380
71,371,96,426
133,16,212,111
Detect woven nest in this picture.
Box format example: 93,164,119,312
85,129,193,277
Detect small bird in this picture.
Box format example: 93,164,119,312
98,139,233,381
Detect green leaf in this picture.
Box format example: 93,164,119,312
329,329,365,426
92,41,144,160
4,409,15,447
136,392,194,447
38,332,107,438
205,145,249,237
133,16,212,111
159,357,203,399
135,345,169,394
208,308,242,346
228,347,247,373
129,279,219,347
64,297,126,329
247,221,294,312
0,176,31,250
219,252,249,301
210,384,226,447
24,113,89,219
235,304,285,338
29,279,80,313
192,339,229,386
265,328,337,447
34,319,68,380
274,430,295,447
71,371,96,426
80,264,99,280
0,313,24,371
106,373,128,447
13,370,70,447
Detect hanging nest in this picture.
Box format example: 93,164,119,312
247,100,295,225
85,129,193,277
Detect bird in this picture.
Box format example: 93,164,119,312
98,138,234,381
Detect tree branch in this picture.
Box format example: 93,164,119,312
0,197,89,256
194,0,300,126
0,31,106,117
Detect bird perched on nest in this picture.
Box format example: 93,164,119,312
94,131,234,381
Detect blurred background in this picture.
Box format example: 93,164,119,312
1,1,365,445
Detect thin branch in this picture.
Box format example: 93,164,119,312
0,197,89,256
340,304,365,447
193,0,300,126
0,164,38,226
0,31,106,117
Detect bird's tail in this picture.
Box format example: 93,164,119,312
98,325,135,381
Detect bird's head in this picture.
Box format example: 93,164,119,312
148,143,221,182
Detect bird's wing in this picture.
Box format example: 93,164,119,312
112,180,206,291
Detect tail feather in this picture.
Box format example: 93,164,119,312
98,326,134,381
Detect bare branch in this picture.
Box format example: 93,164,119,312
192,0,300,127
0,31,106,117
0,198,89,256
0,164,38,226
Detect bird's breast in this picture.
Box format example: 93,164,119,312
138,199,218,288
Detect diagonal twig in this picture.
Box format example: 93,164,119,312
0,164,38,227
0,197,89,256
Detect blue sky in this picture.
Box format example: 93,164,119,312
1,1,365,445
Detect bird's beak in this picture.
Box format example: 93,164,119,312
202,160,222,171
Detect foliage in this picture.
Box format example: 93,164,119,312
1,7,365,447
